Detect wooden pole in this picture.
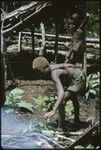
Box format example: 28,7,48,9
39,22,46,56
54,16,59,63
1,27,6,106
83,52,87,75
21,32,100,44
80,1,87,73
18,32,22,52
31,25,35,53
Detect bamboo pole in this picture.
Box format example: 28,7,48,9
18,32,22,52
21,32,100,44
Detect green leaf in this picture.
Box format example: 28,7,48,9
17,101,34,113
86,144,94,149
5,97,12,105
86,72,100,97
74,145,85,149
41,129,55,137
10,88,24,101
89,89,96,95
65,101,73,116
85,91,90,100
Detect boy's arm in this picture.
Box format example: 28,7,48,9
78,13,90,30
44,70,65,119
50,63,75,71
51,71,65,112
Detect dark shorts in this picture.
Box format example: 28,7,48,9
67,73,86,95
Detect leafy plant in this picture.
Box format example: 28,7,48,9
65,100,73,117
5,88,34,113
85,72,100,100
35,93,73,117
34,91,56,112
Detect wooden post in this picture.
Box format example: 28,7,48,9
54,16,59,63
18,31,22,52
80,1,87,73
39,22,45,56
31,25,35,53
1,30,6,106
83,52,87,75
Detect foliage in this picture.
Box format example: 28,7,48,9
31,121,56,138
34,92,73,117
74,144,100,149
86,1,100,38
85,72,100,100
34,94,56,112
5,88,34,113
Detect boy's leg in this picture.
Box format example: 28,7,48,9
57,91,71,129
71,93,80,123
58,103,65,130
64,91,80,123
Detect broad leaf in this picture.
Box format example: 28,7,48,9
17,101,34,113
9,88,24,102
89,89,96,95
74,145,85,149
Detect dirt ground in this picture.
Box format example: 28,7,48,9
5,79,95,124
5,79,98,148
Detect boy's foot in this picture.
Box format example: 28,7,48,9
56,127,65,134
74,118,81,124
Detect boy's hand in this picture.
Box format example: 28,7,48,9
44,110,55,120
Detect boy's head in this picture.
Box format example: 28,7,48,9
32,57,49,74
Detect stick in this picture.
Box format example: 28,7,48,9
68,121,99,150
56,134,76,143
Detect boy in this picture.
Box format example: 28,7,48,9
32,57,86,129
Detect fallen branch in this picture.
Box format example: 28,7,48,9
56,134,76,143
69,131,83,136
